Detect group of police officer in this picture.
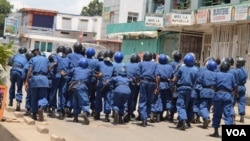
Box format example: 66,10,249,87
8,42,248,137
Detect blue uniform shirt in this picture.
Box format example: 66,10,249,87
126,62,140,82
11,54,27,72
111,76,131,94
139,61,157,81
96,61,115,81
87,58,99,82
69,67,92,82
59,55,73,79
156,63,173,90
113,62,126,76
67,53,84,67
29,55,50,88
175,65,198,88
215,72,237,91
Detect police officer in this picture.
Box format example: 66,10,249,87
22,51,34,115
138,51,157,127
8,46,28,111
210,61,238,137
62,58,92,124
97,50,105,62
113,51,126,76
94,50,115,122
235,57,248,123
111,67,131,124
48,46,66,118
125,54,140,121
168,50,182,122
169,53,198,130
225,57,238,124
197,60,217,128
85,47,98,116
25,48,50,121
153,54,173,122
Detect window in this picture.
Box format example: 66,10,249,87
202,0,231,6
41,42,46,52
62,17,72,29
78,19,88,31
174,0,191,9
34,41,40,49
110,11,114,23
47,42,52,52
127,12,139,23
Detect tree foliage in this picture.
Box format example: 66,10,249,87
80,0,103,16
0,42,14,84
0,0,13,37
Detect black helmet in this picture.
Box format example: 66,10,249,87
80,46,86,56
172,50,182,61
73,42,83,53
130,54,140,63
143,51,152,61
97,50,105,61
220,61,231,72
56,46,65,53
65,47,72,55
236,57,246,68
25,51,33,61
225,57,234,66
104,50,114,61
48,53,55,63
152,52,156,60
18,47,27,54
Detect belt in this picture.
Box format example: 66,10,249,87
203,86,213,89
33,72,47,76
160,78,169,82
216,88,231,93
12,64,23,69
141,77,155,82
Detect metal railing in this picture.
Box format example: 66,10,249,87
20,26,54,36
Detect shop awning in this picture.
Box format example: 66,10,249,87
24,34,77,43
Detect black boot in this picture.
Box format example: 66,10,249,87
165,111,170,121
90,110,96,117
150,112,155,123
239,115,244,123
135,115,141,121
73,115,79,122
8,99,13,107
203,118,211,129
210,128,219,137
196,116,202,123
38,107,44,121
187,120,192,128
140,120,147,127
81,112,90,125
58,110,65,120
94,112,100,120
16,101,21,111
178,120,188,130
232,115,236,125
24,109,31,116
168,113,174,123
66,108,73,118
123,112,130,123
104,114,110,122
119,115,124,124
113,110,119,124
48,108,56,118
32,113,37,120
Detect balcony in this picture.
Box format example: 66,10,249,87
20,26,54,36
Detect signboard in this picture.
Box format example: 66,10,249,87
171,10,193,25
145,15,164,27
210,6,232,23
103,7,110,21
195,9,210,24
4,17,18,36
234,4,250,21
0,85,7,121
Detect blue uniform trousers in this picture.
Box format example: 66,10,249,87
9,69,24,102
95,83,112,114
212,91,233,128
25,81,32,110
176,88,193,121
31,88,48,114
161,89,172,111
113,92,129,116
72,85,90,115
138,81,155,120
151,93,163,113
199,98,213,120
126,83,137,114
